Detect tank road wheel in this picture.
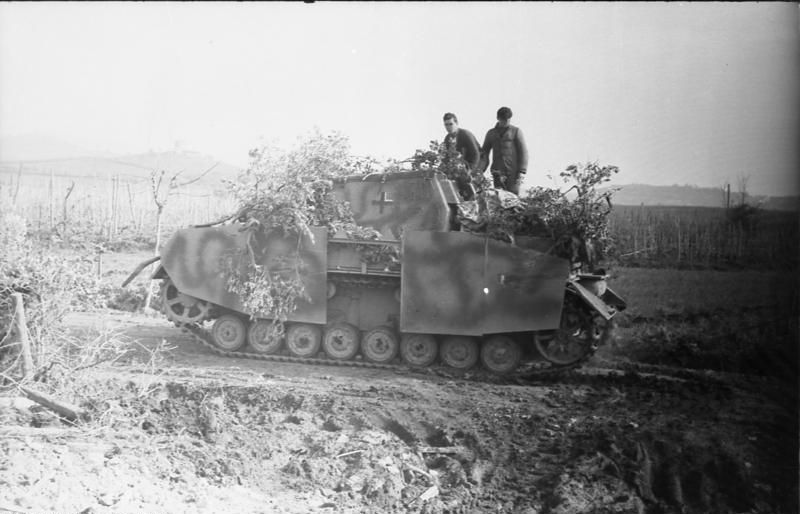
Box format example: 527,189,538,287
440,336,480,370
480,335,522,375
534,300,603,366
211,314,248,351
285,323,322,358
400,334,438,368
361,326,399,364
247,320,283,354
161,279,210,324
323,322,361,360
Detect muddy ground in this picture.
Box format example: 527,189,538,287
1,311,797,514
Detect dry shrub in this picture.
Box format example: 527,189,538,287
0,206,142,394
32,328,131,393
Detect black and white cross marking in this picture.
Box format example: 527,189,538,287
372,191,394,214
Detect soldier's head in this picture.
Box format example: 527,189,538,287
496,107,512,127
443,112,459,135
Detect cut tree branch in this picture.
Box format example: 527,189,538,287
178,162,218,187
121,255,161,287
20,385,88,423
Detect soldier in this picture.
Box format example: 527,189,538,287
443,113,481,171
442,112,481,200
479,106,529,195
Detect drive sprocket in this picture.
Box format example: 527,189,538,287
160,279,211,324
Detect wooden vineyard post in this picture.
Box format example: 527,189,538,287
127,182,136,228
49,168,55,231
62,180,75,238
107,173,113,240
12,293,34,380
112,174,120,239
726,183,731,211
12,163,22,207
12,295,87,422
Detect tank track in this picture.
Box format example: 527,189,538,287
171,317,602,382
162,273,605,382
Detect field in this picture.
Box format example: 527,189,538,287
0,163,237,250
610,205,798,271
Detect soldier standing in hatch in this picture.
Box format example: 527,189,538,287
479,106,529,195
442,112,481,200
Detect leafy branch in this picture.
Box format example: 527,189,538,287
458,161,620,272
221,130,388,332
408,140,487,196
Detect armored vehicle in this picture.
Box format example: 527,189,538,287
124,171,625,375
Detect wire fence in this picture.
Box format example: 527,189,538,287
1,165,237,246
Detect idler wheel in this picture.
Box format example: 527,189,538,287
440,336,479,370
161,279,210,324
400,334,438,368
361,326,399,363
285,323,322,358
211,314,248,351
534,300,601,366
247,320,283,354
323,322,360,360
480,335,522,374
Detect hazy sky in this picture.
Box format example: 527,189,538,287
1,2,797,195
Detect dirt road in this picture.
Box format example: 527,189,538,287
1,312,796,513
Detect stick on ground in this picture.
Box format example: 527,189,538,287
19,386,87,423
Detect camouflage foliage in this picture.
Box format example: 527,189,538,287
459,162,620,272
222,130,388,325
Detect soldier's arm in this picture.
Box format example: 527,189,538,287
516,128,529,174
479,131,493,173
465,132,481,171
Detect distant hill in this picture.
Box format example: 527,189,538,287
3,140,795,212
606,183,799,212
0,132,243,186
0,134,96,162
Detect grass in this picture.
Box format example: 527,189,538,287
606,266,798,381
607,266,795,319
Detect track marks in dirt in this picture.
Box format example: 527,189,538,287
3,364,795,513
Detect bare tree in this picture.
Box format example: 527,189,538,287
736,174,749,207
143,163,218,311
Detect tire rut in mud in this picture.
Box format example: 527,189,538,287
52,368,796,514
